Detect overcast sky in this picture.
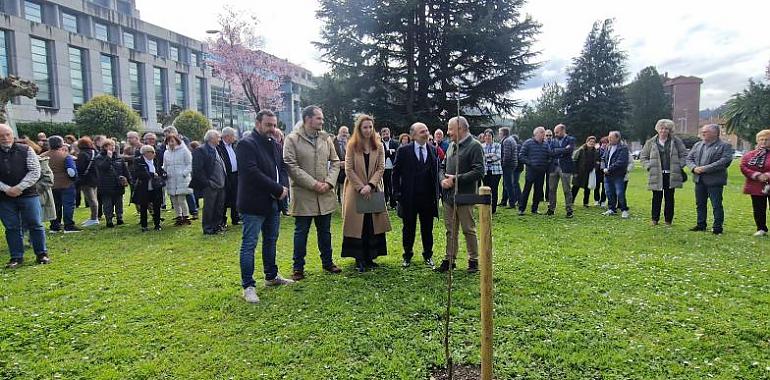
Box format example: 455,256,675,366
135,0,768,110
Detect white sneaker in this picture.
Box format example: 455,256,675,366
242,286,260,303
593,201,600,207
602,210,616,216
621,211,630,219
753,230,768,237
264,275,295,287
600,202,606,208
82,219,100,227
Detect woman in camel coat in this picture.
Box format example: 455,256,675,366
341,114,391,272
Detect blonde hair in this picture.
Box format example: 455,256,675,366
756,129,770,143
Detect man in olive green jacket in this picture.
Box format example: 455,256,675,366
283,105,342,280
437,116,485,273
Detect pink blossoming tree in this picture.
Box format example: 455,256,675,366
206,7,293,113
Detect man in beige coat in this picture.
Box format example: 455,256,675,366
283,105,342,281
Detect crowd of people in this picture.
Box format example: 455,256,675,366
1,108,768,304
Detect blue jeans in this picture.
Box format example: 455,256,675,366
604,176,628,212
186,193,198,215
695,182,724,230
0,196,47,259
501,166,520,207
293,213,333,271
239,203,281,288
52,185,76,227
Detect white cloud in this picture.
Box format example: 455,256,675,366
136,0,769,110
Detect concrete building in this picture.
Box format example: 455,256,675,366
0,0,314,134
663,75,703,136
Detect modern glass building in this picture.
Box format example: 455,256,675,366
0,0,315,133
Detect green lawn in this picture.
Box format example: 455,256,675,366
1,164,769,379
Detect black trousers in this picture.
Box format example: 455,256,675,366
571,185,592,206
483,173,501,213
139,189,162,228
401,196,435,262
752,195,770,232
651,173,675,223
519,168,546,213
383,169,394,206
222,172,240,224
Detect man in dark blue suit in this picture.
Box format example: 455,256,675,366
236,110,293,304
392,123,440,269
547,123,577,218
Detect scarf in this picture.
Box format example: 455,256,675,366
749,148,768,169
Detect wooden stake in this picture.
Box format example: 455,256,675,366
477,186,493,380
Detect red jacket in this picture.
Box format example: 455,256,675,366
740,149,770,195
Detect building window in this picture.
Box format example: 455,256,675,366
148,39,157,56
174,72,186,106
195,77,206,114
168,45,178,61
100,54,118,96
123,31,134,49
95,22,109,42
0,30,10,78
24,1,42,23
117,0,132,14
62,12,78,33
129,61,143,116
153,67,167,114
30,37,53,107
68,46,87,107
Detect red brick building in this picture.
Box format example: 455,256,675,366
664,76,703,136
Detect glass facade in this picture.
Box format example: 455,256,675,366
0,30,9,78
62,12,78,33
100,54,117,96
195,77,206,114
123,31,134,49
168,46,178,61
129,61,143,116
190,52,198,67
153,67,166,114
30,37,53,107
68,46,87,107
211,85,251,131
95,22,108,42
174,72,186,107
148,39,158,56
24,1,42,23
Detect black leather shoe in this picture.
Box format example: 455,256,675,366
5,258,23,269
35,253,51,264
435,260,456,273
713,229,723,235
566,211,574,219
355,261,366,273
546,209,555,216
467,259,479,273
689,226,706,232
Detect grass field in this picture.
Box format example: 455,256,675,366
1,164,769,379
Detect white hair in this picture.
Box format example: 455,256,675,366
140,145,155,154
203,129,221,143
533,126,545,135
655,119,675,133
704,124,721,135
609,130,622,139
126,131,139,139
449,116,469,131
221,127,238,138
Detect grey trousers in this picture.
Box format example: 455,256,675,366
202,187,226,233
548,167,574,212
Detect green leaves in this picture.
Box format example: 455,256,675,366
723,79,770,143
73,95,142,137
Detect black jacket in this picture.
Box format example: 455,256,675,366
236,129,288,216
76,148,99,187
216,140,239,174
191,144,226,191
131,155,165,203
94,150,130,195
383,138,399,167
392,142,440,217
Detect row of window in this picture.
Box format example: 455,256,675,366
22,0,203,65
0,30,207,116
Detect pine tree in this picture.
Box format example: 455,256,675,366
625,66,671,142
563,19,628,141
316,0,541,132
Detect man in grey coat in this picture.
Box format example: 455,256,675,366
686,124,734,234
192,130,227,235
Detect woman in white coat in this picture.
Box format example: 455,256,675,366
163,134,193,225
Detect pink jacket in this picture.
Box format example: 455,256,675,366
740,149,770,196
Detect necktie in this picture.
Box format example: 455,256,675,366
419,146,425,164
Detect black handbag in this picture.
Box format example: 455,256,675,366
681,168,688,183
151,175,166,189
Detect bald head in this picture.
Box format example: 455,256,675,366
410,122,430,144
0,124,14,148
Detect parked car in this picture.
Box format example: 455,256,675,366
632,150,642,160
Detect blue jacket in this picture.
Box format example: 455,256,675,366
602,144,630,178
548,135,576,173
518,138,551,172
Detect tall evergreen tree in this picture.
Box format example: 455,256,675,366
316,0,541,132
563,19,628,141
625,66,671,142
304,73,357,132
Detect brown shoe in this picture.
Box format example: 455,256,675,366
35,253,51,264
291,270,305,281
323,264,342,274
